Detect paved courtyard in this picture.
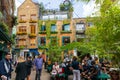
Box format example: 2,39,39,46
12,68,73,80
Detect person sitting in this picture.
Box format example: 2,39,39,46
110,70,119,80
51,62,59,79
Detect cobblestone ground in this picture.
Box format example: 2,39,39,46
11,68,73,80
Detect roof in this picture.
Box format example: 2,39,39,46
18,0,39,10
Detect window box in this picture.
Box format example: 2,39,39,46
51,31,58,34
39,31,46,34
19,20,27,23
61,30,72,33
38,46,47,49
29,20,37,23
29,34,36,37
16,32,27,35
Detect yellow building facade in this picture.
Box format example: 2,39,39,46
16,0,39,57
16,0,89,59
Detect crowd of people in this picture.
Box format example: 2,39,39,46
0,52,44,80
49,55,120,80
0,52,120,80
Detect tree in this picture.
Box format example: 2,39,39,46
0,0,15,34
86,0,120,66
73,0,120,66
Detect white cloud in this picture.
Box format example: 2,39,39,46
82,0,96,17
14,0,96,17
15,0,24,16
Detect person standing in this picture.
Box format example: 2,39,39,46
26,56,33,80
72,56,80,80
34,54,43,80
41,52,46,69
15,56,27,80
0,52,13,80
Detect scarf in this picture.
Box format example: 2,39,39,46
4,60,10,73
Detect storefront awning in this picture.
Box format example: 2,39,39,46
29,49,39,55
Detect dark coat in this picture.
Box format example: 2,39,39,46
15,62,27,80
26,60,32,75
0,59,13,79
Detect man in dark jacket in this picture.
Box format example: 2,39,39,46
26,56,33,80
0,52,13,80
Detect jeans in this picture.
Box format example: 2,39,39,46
35,69,42,80
73,70,80,80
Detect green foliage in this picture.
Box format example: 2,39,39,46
20,45,24,50
0,22,9,34
39,2,46,14
38,20,43,30
12,16,18,26
86,5,120,66
100,0,112,16
59,1,73,12
11,34,16,44
38,20,62,62
0,12,3,20
47,38,62,62
63,19,70,24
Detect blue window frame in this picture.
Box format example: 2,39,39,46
41,25,46,31
38,37,46,46
62,24,70,31
62,36,70,46
51,25,57,32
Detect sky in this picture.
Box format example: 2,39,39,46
15,0,96,18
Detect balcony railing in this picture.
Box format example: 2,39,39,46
16,32,27,35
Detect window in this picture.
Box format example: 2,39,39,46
30,38,36,46
41,25,46,31
62,24,70,31
39,37,46,46
51,25,57,32
31,25,35,34
19,39,26,46
19,26,26,32
20,15,26,20
50,37,57,46
76,23,85,33
62,36,70,46
30,14,36,20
